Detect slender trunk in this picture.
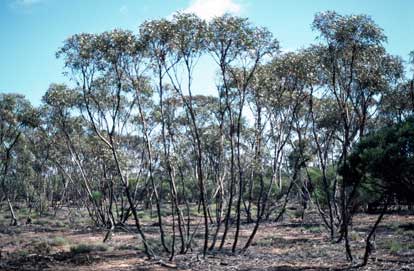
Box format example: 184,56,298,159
219,126,235,250
358,197,389,267
209,111,226,250
138,93,169,253
7,198,18,226
341,125,353,262
169,199,176,261
1,134,21,226
309,92,335,239
110,142,151,257
243,105,265,250
232,100,245,252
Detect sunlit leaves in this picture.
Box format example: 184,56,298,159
0,94,38,130
207,14,278,66
170,13,207,59
313,11,386,49
43,83,80,109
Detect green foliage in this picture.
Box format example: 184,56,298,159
307,166,336,207
388,240,403,254
48,236,69,246
0,93,39,129
42,84,80,109
349,231,361,241
305,225,322,233
312,11,386,47
91,191,103,202
33,219,49,226
346,117,414,203
137,210,152,221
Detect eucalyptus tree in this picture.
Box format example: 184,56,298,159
379,51,414,123
141,13,212,256
57,31,151,256
380,83,414,123
34,109,84,215
312,11,404,261
115,25,174,253
165,13,211,256
242,64,269,225
206,14,279,252
241,50,314,249
42,86,90,203
139,17,189,256
41,84,118,227
308,93,342,237
225,30,278,253
2,134,37,217
24,121,53,216
206,15,251,250
299,45,344,236
0,93,38,225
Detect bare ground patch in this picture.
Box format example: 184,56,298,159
0,209,413,270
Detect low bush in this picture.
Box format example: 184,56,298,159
70,243,109,254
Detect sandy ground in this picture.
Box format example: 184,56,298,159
0,208,413,270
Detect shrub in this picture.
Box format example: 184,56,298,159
306,225,322,233
70,243,109,254
388,240,403,254
28,239,52,254
48,236,69,246
117,244,140,251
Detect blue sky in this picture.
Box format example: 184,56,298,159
1,0,414,105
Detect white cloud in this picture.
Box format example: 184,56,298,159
182,0,242,20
